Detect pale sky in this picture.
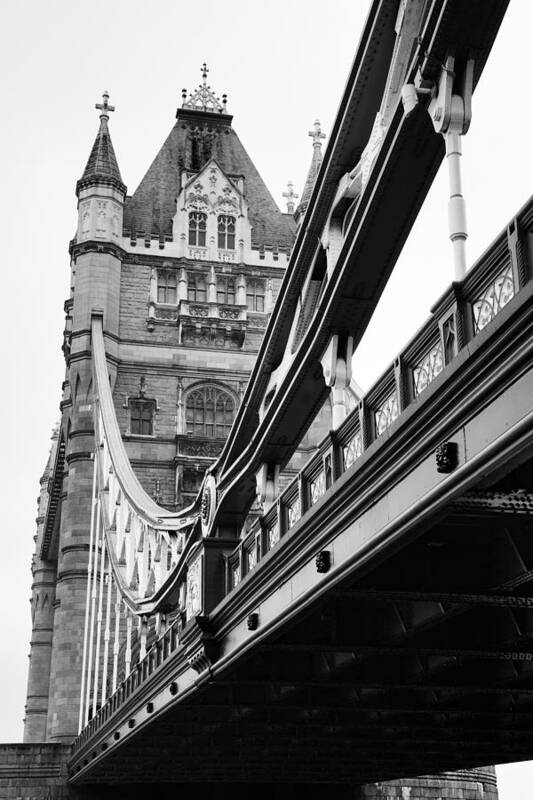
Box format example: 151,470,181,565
0,1,532,796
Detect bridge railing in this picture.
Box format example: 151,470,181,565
224,201,532,592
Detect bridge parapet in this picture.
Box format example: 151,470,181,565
225,196,533,593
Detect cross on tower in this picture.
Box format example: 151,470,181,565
309,119,326,148
201,63,209,84
95,90,115,119
282,180,299,214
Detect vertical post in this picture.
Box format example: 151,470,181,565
112,586,121,694
445,132,467,281
125,611,132,678
78,452,97,732
100,568,113,706
139,616,148,661
320,334,354,429
91,534,107,718
84,498,101,726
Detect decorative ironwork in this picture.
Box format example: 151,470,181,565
343,431,362,469
375,391,398,436
436,441,459,473
413,340,444,396
287,497,301,529
472,264,515,333
310,471,326,505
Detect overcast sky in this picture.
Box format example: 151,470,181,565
0,1,532,796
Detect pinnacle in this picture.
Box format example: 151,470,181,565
77,91,126,195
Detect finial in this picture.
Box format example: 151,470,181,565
95,90,115,120
282,180,299,214
309,119,326,148
181,66,228,113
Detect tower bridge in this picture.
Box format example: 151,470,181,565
9,0,533,797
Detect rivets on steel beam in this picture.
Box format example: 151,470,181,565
113,731,120,741
91,751,97,760
128,718,135,729
101,742,108,751
247,612,259,630
316,550,331,573
146,702,154,714
169,681,179,695
436,441,458,473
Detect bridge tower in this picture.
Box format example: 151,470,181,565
21,70,499,800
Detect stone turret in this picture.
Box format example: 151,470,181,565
76,91,126,244
39,93,126,742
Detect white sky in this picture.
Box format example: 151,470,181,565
0,1,532,796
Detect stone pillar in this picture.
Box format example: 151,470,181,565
46,243,122,742
23,433,59,742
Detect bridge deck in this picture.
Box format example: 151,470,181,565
70,193,533,784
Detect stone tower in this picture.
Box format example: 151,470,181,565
22,71,498,800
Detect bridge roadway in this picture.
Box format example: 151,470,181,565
70,195,533,786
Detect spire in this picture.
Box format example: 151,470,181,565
294,119,326,224
181,64,228,114
77,91,126,196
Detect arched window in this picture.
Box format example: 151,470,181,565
217,215,236,250
188,212,207,246
216,276,235,305
185,386,236,439
157,269,177,304
187,274,207,303
246,279,265,312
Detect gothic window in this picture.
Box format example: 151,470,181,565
216,276,235,305
188,212,207,247
187,274,207,303
246,279,265,312
217,215,236,250
185,386,236,439
129,399,155,436
157,270,177,304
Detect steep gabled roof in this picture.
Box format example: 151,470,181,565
123,108,295,250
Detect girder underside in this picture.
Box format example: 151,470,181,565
74,454,533,784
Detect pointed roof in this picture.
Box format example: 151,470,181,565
123,69,295,250
76,91,126,196
294,120,326,225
